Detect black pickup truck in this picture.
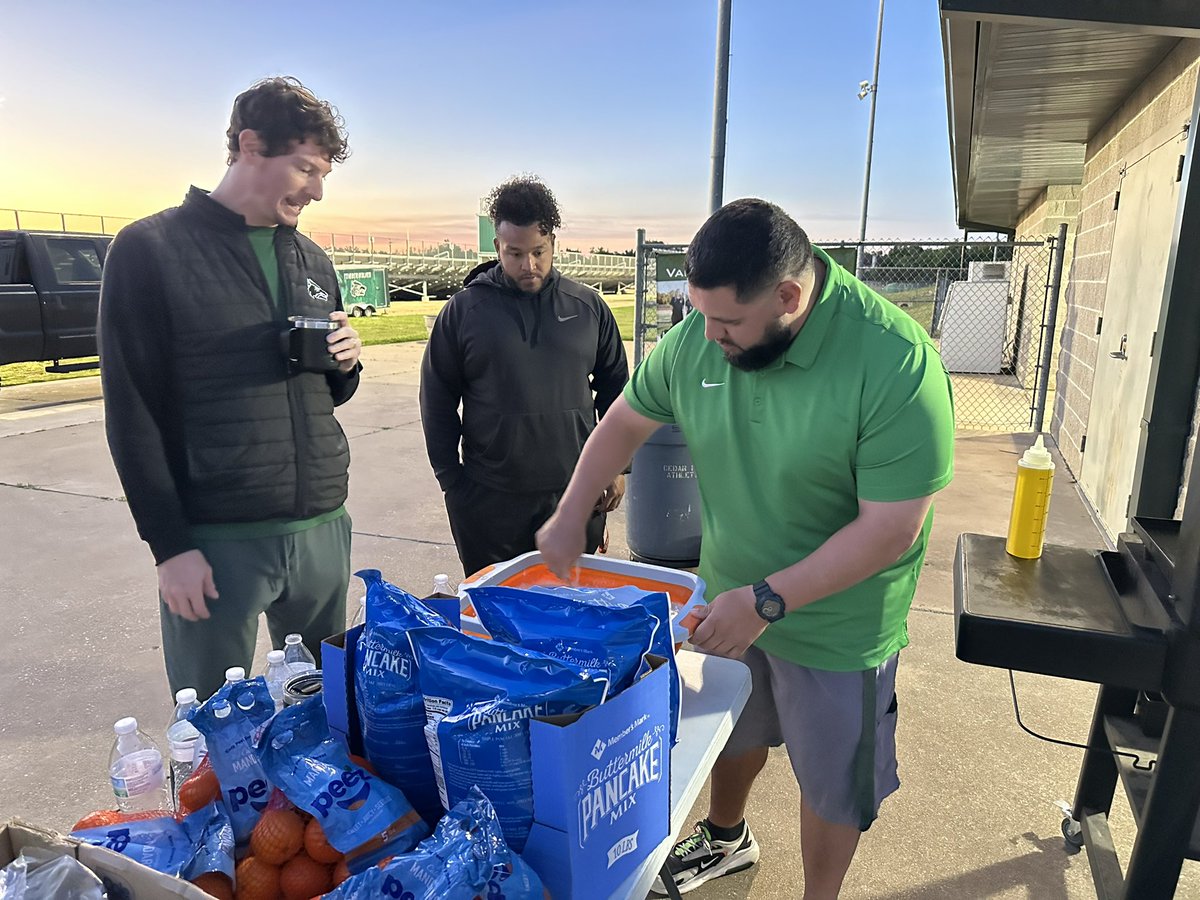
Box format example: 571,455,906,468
0,230,112,369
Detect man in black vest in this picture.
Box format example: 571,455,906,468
100,77,362,698
420,176,628,576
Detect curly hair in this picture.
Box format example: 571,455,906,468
487,175,562,235
225,76,349,165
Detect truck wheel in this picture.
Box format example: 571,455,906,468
351,307,365,318
366,306,377,317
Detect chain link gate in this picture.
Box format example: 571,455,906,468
634,232,1067,432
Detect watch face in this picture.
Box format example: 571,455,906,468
760,598,784,621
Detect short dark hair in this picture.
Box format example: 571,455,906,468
487,175,562,235
686,198,813,301
226,76,349,165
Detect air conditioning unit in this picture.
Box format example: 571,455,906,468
967,260,1010,282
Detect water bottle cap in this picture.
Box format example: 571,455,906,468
434,573,450,583
285,633,303,646
267,650,285,663
114,717,138,735
175,688,197,705
225,666,245,682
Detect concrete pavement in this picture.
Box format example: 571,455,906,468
1,343,1196,898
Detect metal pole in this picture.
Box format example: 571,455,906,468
1033,222,1068,433
858,0,885,242
634,229,647,366
709,0,732,215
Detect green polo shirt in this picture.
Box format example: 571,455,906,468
625,246,954,670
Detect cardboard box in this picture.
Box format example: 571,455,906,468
0,819,210,899
321,623,366,755
522,656,671,900
321,631,672,899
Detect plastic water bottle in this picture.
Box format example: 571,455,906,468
432,573,454,596
283,633,317,676
165,688,204,810
109,717,170,812
224,666,246,687
265,650,290,711
351,593,367,627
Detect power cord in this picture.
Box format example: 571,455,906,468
1008,670,1156,772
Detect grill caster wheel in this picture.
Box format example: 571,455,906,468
1061,816,1084,849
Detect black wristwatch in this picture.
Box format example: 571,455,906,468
752,580,787,623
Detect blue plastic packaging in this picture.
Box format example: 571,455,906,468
323,787,544,900
468,585,657,696
409,626,607,852
70,801,235,882
528,584,681,743
187,677,276,848
257,695,429,867
354,569,448,825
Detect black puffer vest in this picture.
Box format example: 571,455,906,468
135,188,352,524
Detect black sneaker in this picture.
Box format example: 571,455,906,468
652,820,760,895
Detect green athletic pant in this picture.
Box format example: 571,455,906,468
159,513,352,700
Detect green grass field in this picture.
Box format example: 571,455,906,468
0,295,640,387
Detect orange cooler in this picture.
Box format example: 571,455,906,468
458,552,707,645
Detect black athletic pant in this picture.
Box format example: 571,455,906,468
444,476,605,577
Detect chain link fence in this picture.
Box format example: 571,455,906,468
636,234,1066,432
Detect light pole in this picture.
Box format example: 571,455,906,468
709,0,733,215
857,0,885,244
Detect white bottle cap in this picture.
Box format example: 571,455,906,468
1021,434,1054,469
225,666,245,683
285,633,303,646
114,717,138,735
267,650,285,664
434,573,451,587
175,688,197,705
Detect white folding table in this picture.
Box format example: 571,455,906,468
613,649,753,899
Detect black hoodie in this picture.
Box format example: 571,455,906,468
420,260,628,493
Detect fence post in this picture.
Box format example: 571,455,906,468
1033,222,1069,433
634,229,646,366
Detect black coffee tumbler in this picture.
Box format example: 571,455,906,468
287,316,339,372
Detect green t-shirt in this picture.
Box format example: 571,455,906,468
624,246,955,670
247,226,281,309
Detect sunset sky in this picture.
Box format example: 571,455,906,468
1,1,959,250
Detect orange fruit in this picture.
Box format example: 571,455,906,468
234,856,280,900
179,765,222,814
302,817,342,864
331,859,351,888
250,808,305,865
190,871,234,899
71,809,122,831
279,852,332,900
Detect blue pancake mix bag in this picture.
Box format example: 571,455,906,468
354,568,449,825
324,787,545,900
187,677,276,849
70,801,234,882
408,626,608,852
257,695,429,870
468,585,657,696
528,584,682,743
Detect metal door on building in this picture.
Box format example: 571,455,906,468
1080,125,1187,541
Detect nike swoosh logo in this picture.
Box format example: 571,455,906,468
695,855,727,874
701,379,725,388
557,314,578,322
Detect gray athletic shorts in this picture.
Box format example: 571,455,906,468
720,645,900,831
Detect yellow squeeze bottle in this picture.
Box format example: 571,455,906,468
1006,435,1055,559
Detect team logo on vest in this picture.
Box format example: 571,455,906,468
307,278,330,303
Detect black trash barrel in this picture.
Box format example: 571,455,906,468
626,424,702,568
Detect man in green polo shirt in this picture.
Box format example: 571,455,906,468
537,198,954,898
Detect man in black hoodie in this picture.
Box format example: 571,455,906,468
99,77,362,698
420,176,628,576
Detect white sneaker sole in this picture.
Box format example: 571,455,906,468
653,840,761,895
